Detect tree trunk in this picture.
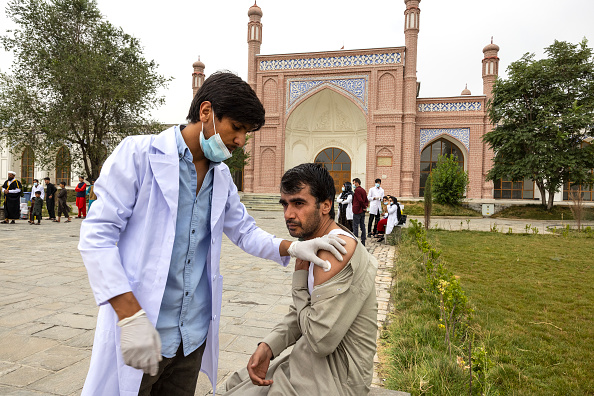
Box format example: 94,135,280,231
547,188,556,210
536,181,547,208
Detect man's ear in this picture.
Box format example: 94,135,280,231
320,199,332,215
199,101,212,124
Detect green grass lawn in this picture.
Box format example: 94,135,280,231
430,231,594,395
491,204,594,221
401,201,482,217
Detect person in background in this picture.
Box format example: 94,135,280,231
75,176,87,218
351,178,369,246
55,181,71,223
336,181,353,231
31,190,43,225
378,196,401,242
86,180,96,212
375,196,391,240
2,171,22,224
367,178,384,237
44,177,57,220
29,179,44,224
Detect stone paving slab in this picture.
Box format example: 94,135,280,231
0,212,414,395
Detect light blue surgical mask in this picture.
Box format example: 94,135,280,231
375,183,380,188
199,112,232,162
342,187,345,191
33,182,38,186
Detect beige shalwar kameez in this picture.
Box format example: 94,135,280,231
223,239,378,396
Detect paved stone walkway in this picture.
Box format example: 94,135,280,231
0,212,396,396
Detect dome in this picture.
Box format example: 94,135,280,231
248,2,263,17
461,84,471,95
483,42,500,53
193,56,205,69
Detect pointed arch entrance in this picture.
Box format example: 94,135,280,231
420,137,465,196
284,88,367,186
315,148,351,192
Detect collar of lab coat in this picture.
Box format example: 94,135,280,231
149,125,227,230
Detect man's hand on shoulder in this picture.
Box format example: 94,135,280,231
313,234,357,287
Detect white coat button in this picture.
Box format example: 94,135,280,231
212,275,216,281
212,315,217,320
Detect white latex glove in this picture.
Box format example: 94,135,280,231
117,309,162,376
287,234,347,272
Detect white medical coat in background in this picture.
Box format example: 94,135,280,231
78,126,289,396
367,186,384,215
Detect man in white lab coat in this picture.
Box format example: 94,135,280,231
367,178,384,237
78,72,346,396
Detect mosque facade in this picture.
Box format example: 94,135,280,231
193,0,509,200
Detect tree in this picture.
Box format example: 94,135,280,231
0,0,170,180
431,154,469,206
484,39,594,210
423,172,432,230
224,134,251,174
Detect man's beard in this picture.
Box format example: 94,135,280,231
286,211,322,239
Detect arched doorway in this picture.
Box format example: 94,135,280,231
419,138,465,196
21,147,34,186
284,88,367,186
315,148,351,193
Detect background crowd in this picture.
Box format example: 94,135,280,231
1,171,96,224
336,178,405,244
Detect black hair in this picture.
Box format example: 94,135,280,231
281,163,335,220
186,71,265,131
33,179,38,183
353,178,361,185
35,190,41,194
59,182,65,186
375,178,381,184
43,177,50,181
343,181,352,193
390,196,398,205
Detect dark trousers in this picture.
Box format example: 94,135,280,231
46,198,55,219
352,212,366,243
368,213,381,235
138,341,207,396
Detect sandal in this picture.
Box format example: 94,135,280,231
53,219,60,222
65,219,71,223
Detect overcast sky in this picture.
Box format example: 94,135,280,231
1,0,593,124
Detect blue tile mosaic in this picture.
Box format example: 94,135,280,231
286,75,369,113
420,128,470,152
260,52,401,71
418,102,482,112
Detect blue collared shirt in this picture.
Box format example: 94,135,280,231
156,126,215,358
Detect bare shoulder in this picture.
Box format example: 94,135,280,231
313,234,357,286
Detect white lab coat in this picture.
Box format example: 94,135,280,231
385,203,400,235
336,194,353,220
78,126,289,396
367,186,384,215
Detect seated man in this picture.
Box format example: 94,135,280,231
224,163,378,396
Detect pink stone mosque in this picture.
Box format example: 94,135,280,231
191,0,529,200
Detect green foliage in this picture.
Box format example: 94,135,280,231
431,154,469,205
0,0,170,180
423,173,432,230
224,134,251,174
484,39,594,210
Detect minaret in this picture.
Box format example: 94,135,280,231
401,0,421,197
247,2,263,90
482,38,499,100
192,56,205,97
482,39,499,198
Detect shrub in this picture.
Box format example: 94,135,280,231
431,154,469,205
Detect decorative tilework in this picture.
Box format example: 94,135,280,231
420,128,470,152
418,102,482,112
286,75,369,113
260,52,401,71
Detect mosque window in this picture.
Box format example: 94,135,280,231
419,138,464,197
493,178,534,199
21,146,34,186
315,148,351,193
56,146,71,186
